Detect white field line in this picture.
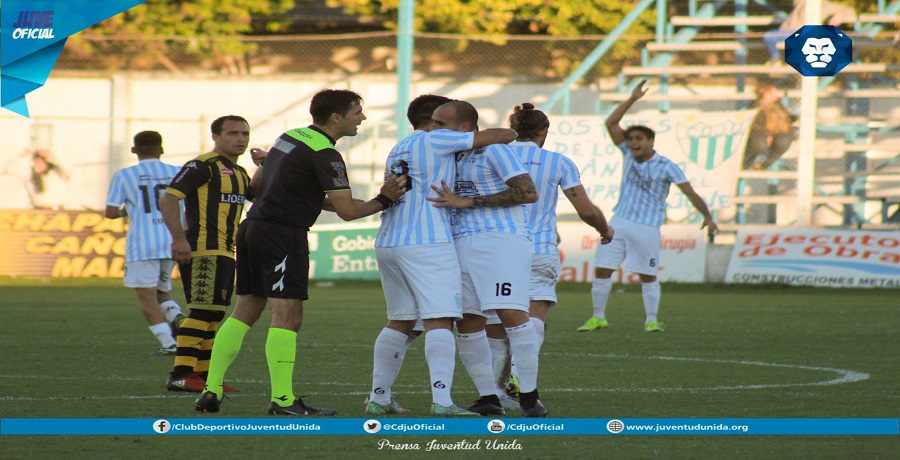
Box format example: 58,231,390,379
0,353,869,401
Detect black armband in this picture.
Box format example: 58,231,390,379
373,194,394,210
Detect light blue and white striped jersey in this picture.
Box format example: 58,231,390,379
613,141,688,228
106,159,180,262
451,143,530,239
511,141,581,254
376,129,475,247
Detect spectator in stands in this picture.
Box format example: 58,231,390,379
741,81,796,224
763,0,857,65
743,81,795,171
29,148,70,210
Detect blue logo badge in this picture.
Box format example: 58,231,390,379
1,0,146,117
784,25,852,77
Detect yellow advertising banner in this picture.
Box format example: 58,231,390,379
0,209,128,278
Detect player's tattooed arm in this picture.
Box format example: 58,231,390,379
428,174,537,208
472,173,538,207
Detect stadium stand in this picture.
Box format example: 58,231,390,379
601,0,900,228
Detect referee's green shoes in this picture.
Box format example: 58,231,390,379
576,316,608,331
644,321,664,332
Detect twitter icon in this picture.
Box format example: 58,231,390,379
364,419,381,434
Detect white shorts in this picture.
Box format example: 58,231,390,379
456,233,531,317
485,309,501,326
593,216,661,276
376,244,462,321
530,253,560,306
124,259,176,290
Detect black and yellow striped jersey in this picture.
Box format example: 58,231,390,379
165,152,251,259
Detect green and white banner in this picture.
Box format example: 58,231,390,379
545,111,753,224
309,223,380,280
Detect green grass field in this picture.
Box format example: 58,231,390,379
0,278,897,459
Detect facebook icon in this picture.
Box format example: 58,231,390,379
152,419,171,434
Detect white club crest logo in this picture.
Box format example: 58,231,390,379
784,25,852,77
801,37,836,68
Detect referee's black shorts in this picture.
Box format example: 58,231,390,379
235,218,310,300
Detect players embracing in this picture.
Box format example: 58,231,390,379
428,100,547,418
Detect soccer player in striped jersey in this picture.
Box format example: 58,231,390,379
105,131,186,355
159,116,254,393
428,101,548,418
577,80,718,333
487,104,615,408
368,95,518,417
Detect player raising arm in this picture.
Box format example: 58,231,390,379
578,80,717,334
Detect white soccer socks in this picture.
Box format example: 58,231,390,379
642,280,661,323
506,322,539,394
424,329,456,406
591,277,613,319
159,300,183,323
369,327,408,405
150,322,176,348
457,330,497,397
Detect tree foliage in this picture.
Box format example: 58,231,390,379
327,0,653,36
69,0,295,73
326,0,656,77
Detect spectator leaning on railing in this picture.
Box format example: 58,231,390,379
743,81,795,171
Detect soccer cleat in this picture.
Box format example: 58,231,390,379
519,390,549,418
194,391,222,414
169,313,187,339
365,399,411,415
389,398,411,413
364,400,391,415
430,403,479,417
467,395,505,416
364,395,410,413
644,321,664,332
576,316,608,332
268,398,337,416
166,372,206,393
498,393,520,411
366,397,411,415
152,345,177,356
506,373,521,398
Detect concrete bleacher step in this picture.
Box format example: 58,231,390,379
621,63,900,76
830,144,900,153
819,170,900,179
645,41,745,52
670,13,897,28
670,16,781,27
732,195,865,204
749,40,896,51
598,88,900,102
858,13,900,23
598,92,754,102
